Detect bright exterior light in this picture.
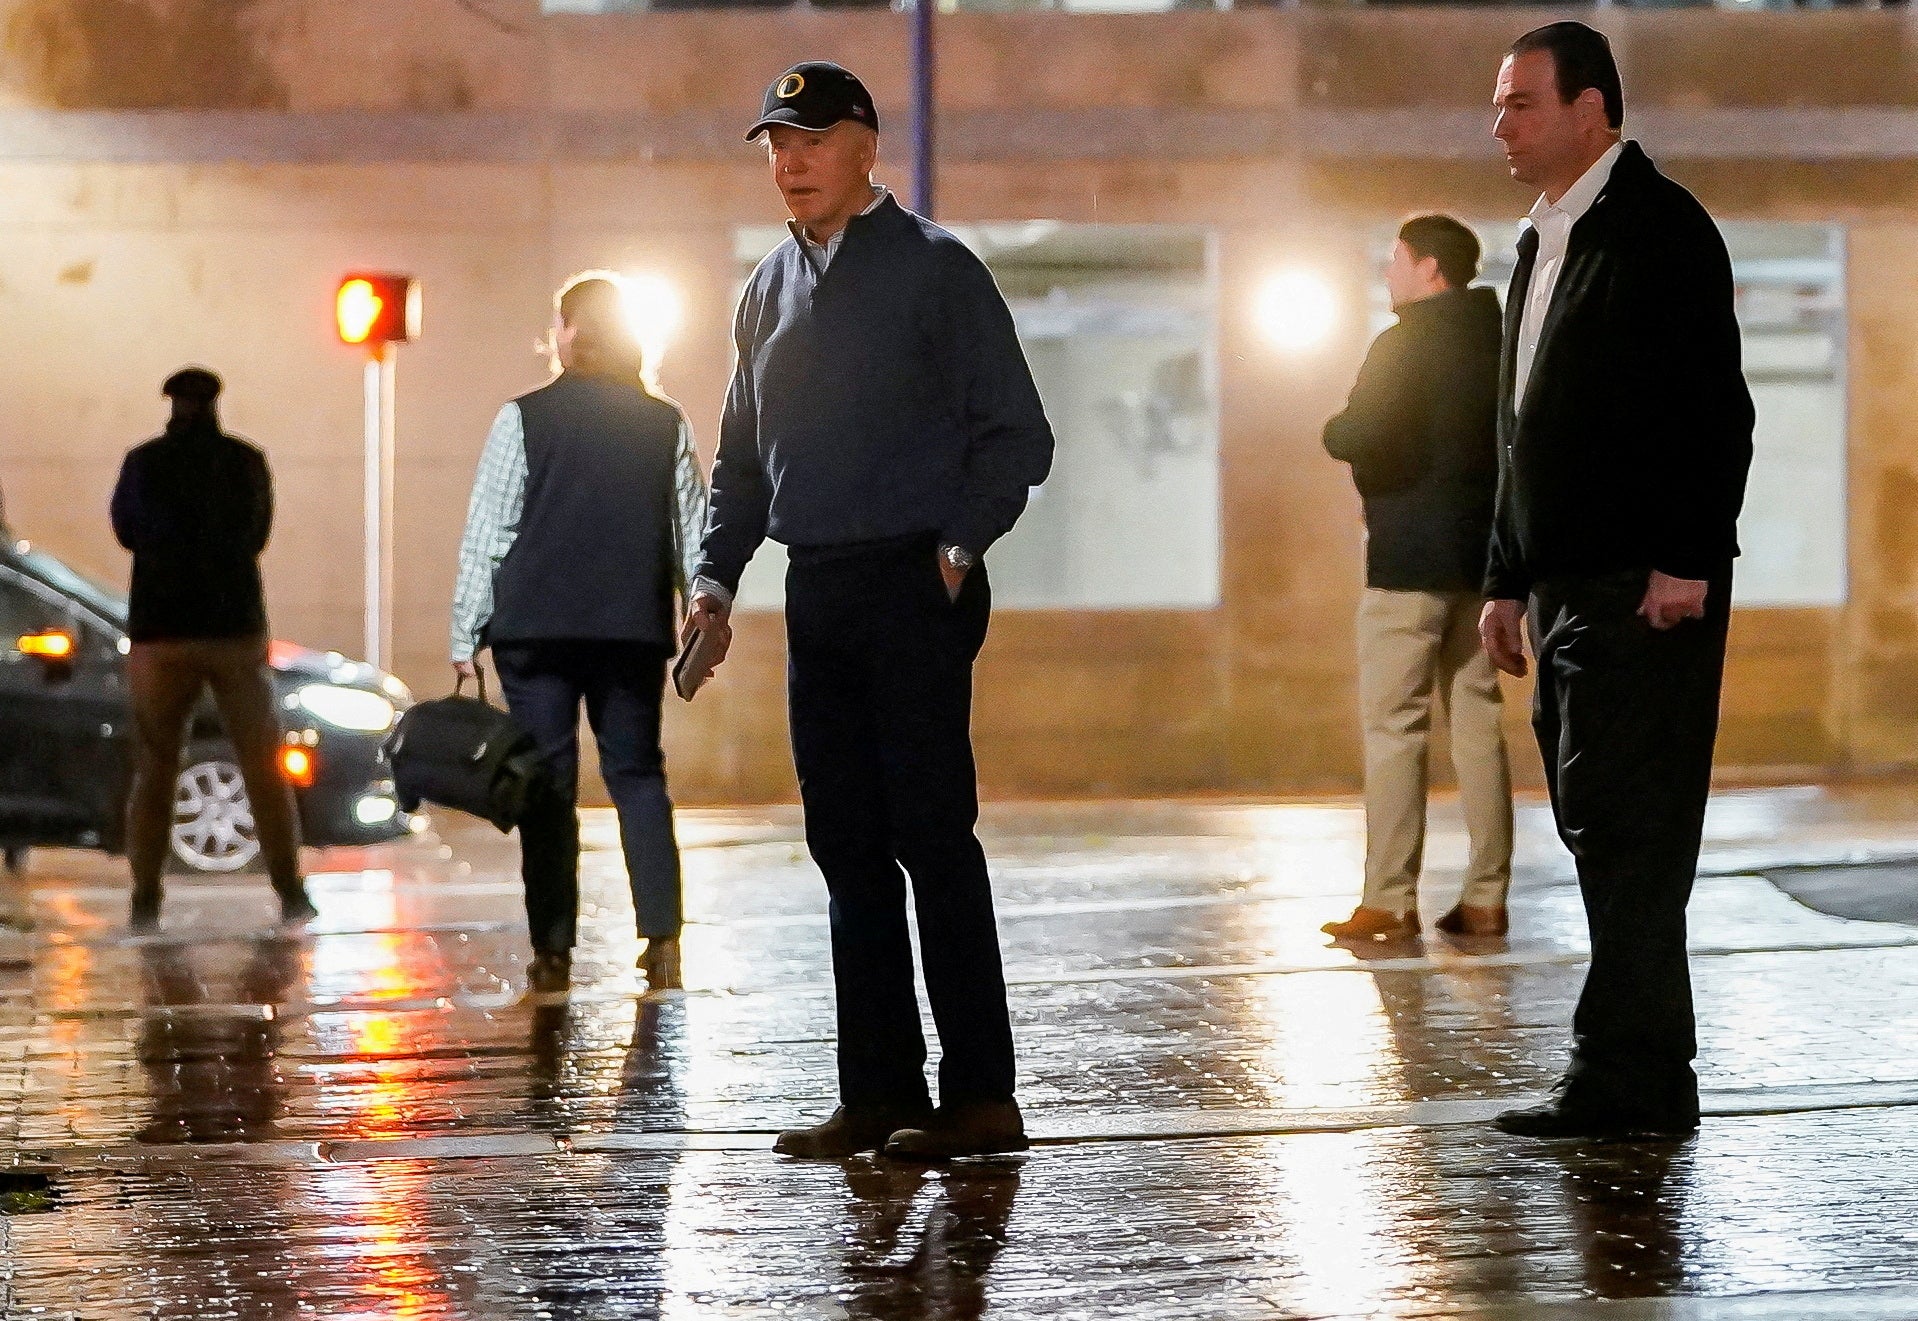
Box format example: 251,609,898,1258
620,272,684,381
355,794,399,826
296,683,397,733
279,746,315,788
336,278,383,345
16,630,73,659
1254,269,1340,353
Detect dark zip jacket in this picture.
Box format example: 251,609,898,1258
1485,141,1755,599
110,424,272,643
696,195,1054,593
1324,285,1503,593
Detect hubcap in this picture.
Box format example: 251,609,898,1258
170,760,260,873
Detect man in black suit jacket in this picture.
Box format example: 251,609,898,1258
1478,23,1755,1139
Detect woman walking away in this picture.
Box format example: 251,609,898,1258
452,273,708,998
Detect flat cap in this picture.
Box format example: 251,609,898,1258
161,366,223,404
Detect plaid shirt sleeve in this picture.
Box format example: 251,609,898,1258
450,403,526,663
670,411,709,602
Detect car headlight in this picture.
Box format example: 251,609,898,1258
296,684,397,733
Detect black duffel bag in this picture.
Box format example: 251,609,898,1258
380,668,547,832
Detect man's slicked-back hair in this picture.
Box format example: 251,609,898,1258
1510,21,1624,130
1398,214,1481,290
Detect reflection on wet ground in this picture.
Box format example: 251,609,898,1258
5,785,1918,1316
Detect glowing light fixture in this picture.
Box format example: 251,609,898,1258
620,272,684,382
335,273,420,347
1255,269,1340,353
296,683,397,733
336,279,382,345
16,630,73,659
280,746,316,788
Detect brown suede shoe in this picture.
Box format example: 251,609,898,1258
776,1104,935,1159
1436,903,1509,937
884,1101,1030,1161
1321,906,1420,941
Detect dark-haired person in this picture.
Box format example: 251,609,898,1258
110,367,313,933
1321,215,1514,946
683,63,1054,1161
1480,23,1754,1139
452,274,709,999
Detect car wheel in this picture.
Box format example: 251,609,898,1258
170,751,262,874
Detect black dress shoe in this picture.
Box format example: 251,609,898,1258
1495,1098,1698,1140
884,1101,1030,1161
775,1104,935,1159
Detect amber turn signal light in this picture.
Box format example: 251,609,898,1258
279,746,315,789
16,631,73,659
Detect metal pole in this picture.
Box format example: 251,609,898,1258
378,344,397,674
911,0,935,218
362,344,396,671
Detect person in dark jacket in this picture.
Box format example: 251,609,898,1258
681,63,1055,1161
1479,24,1755,1139
1321,215,1515,945
452,273,709,1000
110,367,312,933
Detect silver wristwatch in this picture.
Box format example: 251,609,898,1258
941,543,976,571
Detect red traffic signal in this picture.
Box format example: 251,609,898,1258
336,273,421,346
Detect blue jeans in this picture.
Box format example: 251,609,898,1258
492,640,681,952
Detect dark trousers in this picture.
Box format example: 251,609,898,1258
786,541,1017,1111
492,640,682,952
125,636,303,895
1529,571,1732,1123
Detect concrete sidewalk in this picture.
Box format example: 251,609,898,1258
3,784,1918,1318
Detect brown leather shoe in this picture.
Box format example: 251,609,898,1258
776,1104,934,1159
1321,906,1420,941
523,950,572,999
640,936,682,991
1436,903,1509,937
884,1101,1030,1161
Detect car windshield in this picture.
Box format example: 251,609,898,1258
13,542,128,627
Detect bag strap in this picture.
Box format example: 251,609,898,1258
455,664,492,707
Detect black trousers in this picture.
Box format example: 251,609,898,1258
1529,571,1732,1123
493,640,682,953
785,541,1017,1111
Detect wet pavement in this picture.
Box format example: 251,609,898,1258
5,785,1918,1317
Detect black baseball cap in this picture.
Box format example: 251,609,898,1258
745,62,878,141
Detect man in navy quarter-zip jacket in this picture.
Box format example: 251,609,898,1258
1480,23,1754,1141
681,62,1055,1162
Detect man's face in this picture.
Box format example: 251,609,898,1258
1384,240,1442,310
765,121,878,234
1493,50,1597,189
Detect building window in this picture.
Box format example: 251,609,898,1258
1371,219,1847,608
728,222,1222,610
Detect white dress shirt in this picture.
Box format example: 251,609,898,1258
1513,140,1624,407
788,185,891,276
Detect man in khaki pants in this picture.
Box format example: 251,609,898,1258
1321,216,1514,942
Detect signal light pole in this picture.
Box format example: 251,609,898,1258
335,274,421,673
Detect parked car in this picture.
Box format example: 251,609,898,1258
0,529,421,873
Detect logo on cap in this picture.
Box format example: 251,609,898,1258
777,73,806,100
